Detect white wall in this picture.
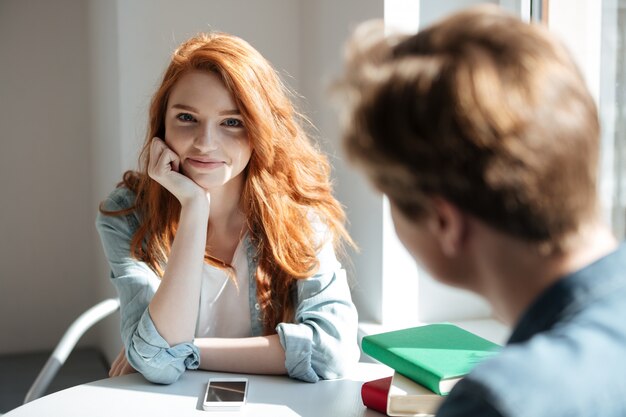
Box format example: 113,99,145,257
88,0,125,362
0,0,98,354
298,0,384,323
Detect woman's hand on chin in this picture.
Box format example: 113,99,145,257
147,137,209,208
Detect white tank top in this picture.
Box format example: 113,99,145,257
195,236,252,338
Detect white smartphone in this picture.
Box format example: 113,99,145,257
202,378,249,411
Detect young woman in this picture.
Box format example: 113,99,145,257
96,32,359,384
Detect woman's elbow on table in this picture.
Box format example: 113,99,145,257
143,366,184,385
126,349,186,385
314,342,360,380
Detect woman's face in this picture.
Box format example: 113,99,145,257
164,70,252,192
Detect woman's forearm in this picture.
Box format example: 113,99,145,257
195,334,287,374
148,199,209,345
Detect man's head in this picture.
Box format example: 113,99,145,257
336,5,600,256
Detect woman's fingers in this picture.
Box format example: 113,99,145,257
147,137,161,169
119,359,137,376
148,137,169,177
109,347,136,377
109,347,126,377
145,138,207,206
155,145,178,176
148,137,182,180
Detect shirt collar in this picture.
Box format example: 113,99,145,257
507,242,626,344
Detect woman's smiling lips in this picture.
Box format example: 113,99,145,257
186,156,225,170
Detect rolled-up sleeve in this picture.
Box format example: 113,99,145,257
96,190,200,384
276,234,360,382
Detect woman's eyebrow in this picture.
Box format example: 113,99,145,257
171,103,199,112
170,104,240,116
218,109,241,116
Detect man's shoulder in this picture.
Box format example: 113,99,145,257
458,314,626,417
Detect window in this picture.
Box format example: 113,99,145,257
602,0,626,239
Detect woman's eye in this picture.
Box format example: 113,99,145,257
223,118,243,128
176,113,196,122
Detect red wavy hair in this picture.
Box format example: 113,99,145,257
101,32,353,334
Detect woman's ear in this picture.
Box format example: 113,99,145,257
426,197,467,257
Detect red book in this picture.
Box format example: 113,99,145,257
361,376,392,415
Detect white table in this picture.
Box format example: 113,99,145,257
6,363,392,416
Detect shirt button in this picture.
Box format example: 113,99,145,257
255,303,260,310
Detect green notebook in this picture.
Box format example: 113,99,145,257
362,324,501,395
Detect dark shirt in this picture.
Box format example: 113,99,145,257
436,243,626,417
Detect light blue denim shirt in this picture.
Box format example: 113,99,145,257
436,243,626,417
96,187,360,384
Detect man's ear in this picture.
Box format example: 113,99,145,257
426,197,467,257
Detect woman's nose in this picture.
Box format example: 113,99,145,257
195,124,219,151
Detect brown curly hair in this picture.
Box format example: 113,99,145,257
335,6,600,253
